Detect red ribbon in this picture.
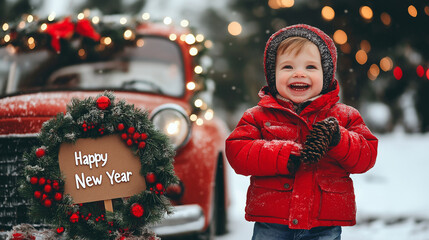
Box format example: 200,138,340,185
45,17,100,53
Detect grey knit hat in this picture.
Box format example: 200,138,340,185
264,24,337,95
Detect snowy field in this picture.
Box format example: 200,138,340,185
218,131,429,240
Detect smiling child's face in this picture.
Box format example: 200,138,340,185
275,41,324,104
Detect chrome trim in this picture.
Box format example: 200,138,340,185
152,204,205,236
0,133,39,138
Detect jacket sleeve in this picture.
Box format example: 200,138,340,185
327,106,378,174
225,108,302,176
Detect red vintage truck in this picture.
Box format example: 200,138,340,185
0,15,229,239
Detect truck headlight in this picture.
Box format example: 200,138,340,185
150,104,191,149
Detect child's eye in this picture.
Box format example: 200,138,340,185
283,65,293,69
307,65,317,69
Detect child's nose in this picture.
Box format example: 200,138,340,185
292,71,306,78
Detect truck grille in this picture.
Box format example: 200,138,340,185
0,136,40,230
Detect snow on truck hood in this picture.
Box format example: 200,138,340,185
0,91,189,135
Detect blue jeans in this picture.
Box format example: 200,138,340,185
252,222,341,240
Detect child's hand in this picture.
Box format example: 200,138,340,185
301,117,340,164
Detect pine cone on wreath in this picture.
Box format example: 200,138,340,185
301,117,340,164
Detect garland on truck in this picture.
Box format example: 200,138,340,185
19,92,178,240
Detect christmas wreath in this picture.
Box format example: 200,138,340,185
19,92,178,240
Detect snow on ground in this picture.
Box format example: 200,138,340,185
218,131,429,240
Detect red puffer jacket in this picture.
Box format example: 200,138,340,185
225,83,378,229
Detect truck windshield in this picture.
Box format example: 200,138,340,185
0,36,185,97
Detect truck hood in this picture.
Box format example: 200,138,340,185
0,91,189,135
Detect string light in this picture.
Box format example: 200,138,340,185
142,13,150,21
27,15,34,23
40,23,47,31
77,13,85,20
92,16,100,24
189,47,198,56
169,34,177,41
48,12,56,21
204,109,214,121
123,29,133,40
195,34,204,42
136,39,144,47
120,17,127,25
186,82,196,90
189,114,198,122
2,23,9,31
194,65,203,74
180,19,189,27
163,17,172,25
185,34,196,45
101,37,112,45
196,118,204,126
4,34,10,43
194,99,203,108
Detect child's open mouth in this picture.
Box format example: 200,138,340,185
288,83,310,91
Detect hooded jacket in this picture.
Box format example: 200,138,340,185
225,24,378,229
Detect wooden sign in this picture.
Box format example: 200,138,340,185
58,135,146,205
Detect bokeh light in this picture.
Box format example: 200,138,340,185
379,57,393,72
333,29,347,44
359,6,373,20
393,66,403,80
321,6,335,21
417,65,425,77
408,5,418,17
380,12,392,26
368,64,380,80
355,50,368,65
228,21,242,36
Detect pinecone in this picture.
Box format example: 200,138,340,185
301,120,335,164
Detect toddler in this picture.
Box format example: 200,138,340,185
225,24,378,240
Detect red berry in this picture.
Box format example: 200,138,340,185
121,133,128,140
30,176,38,185
43,199,52,208
54,192,63,201
155,183,164,192
127,127,135,134
133,132,140,140
35,148,45,158
140,133,148,140
82,123,87,128
117,123,125,131
126,139,133,146
56,227,64,234
38,177,46,185
146,173,156,184
130,203,144,218
41,194,48,200
70,213,79,223
34,191,42,199
44,184,52,193
138,142,146,149
96,96,111,110
53,181,60,190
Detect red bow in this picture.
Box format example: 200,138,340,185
45,17,100,53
